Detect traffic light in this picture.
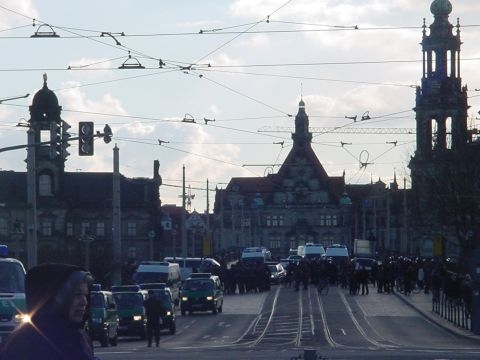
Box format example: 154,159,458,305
103,124,112,144
50,121,61,159
78,121,94,156
60,121,71,160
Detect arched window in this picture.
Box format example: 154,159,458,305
39,174,53,196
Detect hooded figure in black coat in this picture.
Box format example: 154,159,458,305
0,263,95,360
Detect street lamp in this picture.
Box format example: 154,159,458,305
172,227,177,260
148,230,156,261
79,234,95,270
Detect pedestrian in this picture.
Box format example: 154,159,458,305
143,290,166,347
0,263,95,360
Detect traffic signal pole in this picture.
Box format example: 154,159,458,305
26,128,38,269
0,124,113,269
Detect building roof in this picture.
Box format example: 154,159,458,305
0,171,159,209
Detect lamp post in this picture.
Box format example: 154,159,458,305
172,227,177,260
79,234,95,270
26,127,38,269
148,230,155,261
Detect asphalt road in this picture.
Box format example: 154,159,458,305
94,284,480,360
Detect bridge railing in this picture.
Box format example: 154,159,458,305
432,292,471,331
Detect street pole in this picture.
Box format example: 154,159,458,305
112,145,122,285
181,165,187,257
26,128,38,269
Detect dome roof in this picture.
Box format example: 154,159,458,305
430,0,452,17
31,73,59,109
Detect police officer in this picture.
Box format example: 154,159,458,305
143,290,166,347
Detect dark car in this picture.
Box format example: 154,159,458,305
112,290,148,339
267,263,287,284
180,273,223,315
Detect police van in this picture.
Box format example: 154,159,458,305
163,257,221,281
241,247,272,265
303,243,326,260
180,273,223,315
111,285,148,339
0,245,27,346
133,261,181,304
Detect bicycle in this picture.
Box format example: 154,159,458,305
317,277,329,295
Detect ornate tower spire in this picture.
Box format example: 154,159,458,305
291,99,312,146
414,0,468,156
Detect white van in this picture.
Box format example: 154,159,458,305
304,243,326,260
133,261,181,302
241,247,272,265
163,257,221,281
325,244,350,270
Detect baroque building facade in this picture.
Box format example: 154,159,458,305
0,76,162,285
409,0,480,260
213,100,408,259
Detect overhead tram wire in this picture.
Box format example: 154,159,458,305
113,136,265,178
189,72,292,117
193,0,294,65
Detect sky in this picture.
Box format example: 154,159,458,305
0,0,480,213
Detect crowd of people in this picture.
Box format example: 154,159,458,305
213,254,474,319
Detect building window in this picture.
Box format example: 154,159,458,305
269,237,281,249
38,174,53,196
96,222,105,237
322,234,335,245
42,220,52,236
320,215,325,226
0,218,7,235
266,215,283,227
127,222,137,236
326,215,332,226
66,222,73,236
81,222,91,236
128,246,136,259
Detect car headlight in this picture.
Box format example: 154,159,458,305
206,296,213,301
181,296,188,302
133,315,142,321
15,313,31,324
166,311,172,316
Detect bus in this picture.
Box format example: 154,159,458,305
0,245,28,346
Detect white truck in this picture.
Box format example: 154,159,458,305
353,238,375,258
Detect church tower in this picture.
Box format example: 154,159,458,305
28,74,70,198
409,0,470,215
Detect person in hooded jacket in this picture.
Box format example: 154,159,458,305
0,263,96,360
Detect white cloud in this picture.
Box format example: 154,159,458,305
0,0,38,28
